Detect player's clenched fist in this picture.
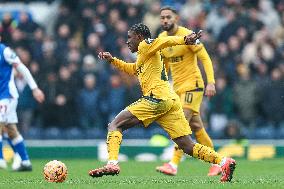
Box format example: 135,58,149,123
98,52,113,62
184,30,202,45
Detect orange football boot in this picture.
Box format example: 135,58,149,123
156,163,177,176
89,163,120,177
220,158,236,182
208,164,222,176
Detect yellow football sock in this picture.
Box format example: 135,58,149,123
170,144,184,166
106,131,122,161
193,143,222,164
195,128,214,148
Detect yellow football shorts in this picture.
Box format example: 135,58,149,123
179,88,204,115
126,96,191,139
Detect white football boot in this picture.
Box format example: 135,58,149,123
0,159,7,169
12,153,22,170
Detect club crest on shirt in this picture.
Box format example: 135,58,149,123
136,65,143,75
145,38,154,44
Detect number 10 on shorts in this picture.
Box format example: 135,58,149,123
185,92,193,104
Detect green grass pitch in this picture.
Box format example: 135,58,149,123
0,159,283,189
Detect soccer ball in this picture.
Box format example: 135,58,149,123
43,160,68,182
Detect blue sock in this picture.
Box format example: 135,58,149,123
12,135,29,161
3,133,16,153
7,137,16,153
0,136,3,159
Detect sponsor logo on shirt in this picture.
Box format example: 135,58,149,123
170,55,184,63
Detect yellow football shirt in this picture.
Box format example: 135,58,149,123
110,36,186,100
159,26,215,95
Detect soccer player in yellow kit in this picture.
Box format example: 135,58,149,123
88,23,236,182
156,6,222,176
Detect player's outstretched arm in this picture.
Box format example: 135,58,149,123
3,47,45,103
98,52,136,75
14,62,45,103
147,30,203,55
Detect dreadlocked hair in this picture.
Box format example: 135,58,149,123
129,23,151,39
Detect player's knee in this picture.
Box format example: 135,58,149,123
189,116,203,132
0,124,4,135
183,111,193,121
190,122,203,132
6,126,19,139
183,109,196,124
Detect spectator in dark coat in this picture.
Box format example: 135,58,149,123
77,74,102,129
259,67,284,127
233,64,258,126
107,73,126,122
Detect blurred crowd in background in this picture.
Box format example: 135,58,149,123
0,0,283,140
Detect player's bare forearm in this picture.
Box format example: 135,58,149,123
98,52,136,75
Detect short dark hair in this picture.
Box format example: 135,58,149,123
160,6,178,14
129,23,151,39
